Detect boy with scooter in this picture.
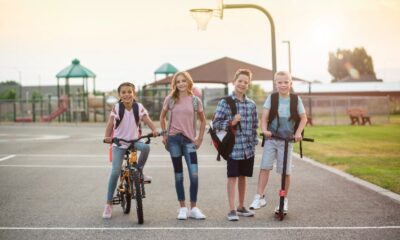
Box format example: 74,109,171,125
249,71,308,217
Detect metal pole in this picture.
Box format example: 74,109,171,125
308,82,312,117
282,40,291,73
223,4,277,91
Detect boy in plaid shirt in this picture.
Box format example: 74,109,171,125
212,69,258,221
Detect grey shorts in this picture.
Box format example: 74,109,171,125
260,139,293,175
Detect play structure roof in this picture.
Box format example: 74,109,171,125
56,59,96,78
154,62,179,74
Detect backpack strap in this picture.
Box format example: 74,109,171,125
115,101,125,129
192,96,199,136
166,97,174,136
288,93,305,158
268,92,280,132
289,94,300,133
224,96,242,132
133,102,139,125
133,101,141,136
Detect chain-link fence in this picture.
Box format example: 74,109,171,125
299,95,390,125
0,94,107,123
201,94,390,125
1,92,390,125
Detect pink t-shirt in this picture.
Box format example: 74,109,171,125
110,102,148,149
163,95,203,142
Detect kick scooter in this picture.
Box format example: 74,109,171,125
261,134,314,221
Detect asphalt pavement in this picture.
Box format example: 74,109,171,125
0,123,399,240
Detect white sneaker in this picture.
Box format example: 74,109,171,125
189,207,206,220
274,198,288,214
177,207,188,220
249,194,267,210
102,204,112,219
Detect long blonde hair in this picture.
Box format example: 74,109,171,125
170,71,194,102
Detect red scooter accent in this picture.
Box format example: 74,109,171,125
279,190,286,197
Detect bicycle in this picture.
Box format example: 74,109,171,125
261,134,314,221
107,131,163,224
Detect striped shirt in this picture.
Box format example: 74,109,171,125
212,94,259,160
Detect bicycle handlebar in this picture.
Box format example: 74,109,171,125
103,130,166,146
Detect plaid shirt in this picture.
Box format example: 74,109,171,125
212,94,259,160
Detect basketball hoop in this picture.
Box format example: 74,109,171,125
190,9,213,31
190,0,224,30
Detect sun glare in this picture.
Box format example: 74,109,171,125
310,20,341,51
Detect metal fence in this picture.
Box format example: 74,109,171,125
0,94,107,123
299,95,390,125
0,93,391,125
201,94,390,126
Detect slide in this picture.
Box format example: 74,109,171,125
41,96,68,122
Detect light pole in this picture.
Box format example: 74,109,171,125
282,40,291,73
190,0,277,91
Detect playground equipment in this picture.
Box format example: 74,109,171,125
55,58,96,122
41,95,68,122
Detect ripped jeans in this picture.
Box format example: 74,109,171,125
167,134,199,203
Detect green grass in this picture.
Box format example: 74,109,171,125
296,115,400,194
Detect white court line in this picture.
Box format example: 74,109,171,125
0,154,229,158
0,164,224,168
0,226,399,230
0,155,16,162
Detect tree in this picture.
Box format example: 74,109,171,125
0,89,16,100
31,91,43,101
328,47,376,82
0,81,18,100
247,84,267,102
0,80,18,86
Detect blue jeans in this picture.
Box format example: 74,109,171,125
167,134,199,203
106,141,149,202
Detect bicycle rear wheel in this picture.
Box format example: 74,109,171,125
133,171,144,224
121,175,131,214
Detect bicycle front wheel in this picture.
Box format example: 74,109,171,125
133,171,144,224
121,175,131,214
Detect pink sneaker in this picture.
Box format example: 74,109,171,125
143,175,152,183
102,204,112,219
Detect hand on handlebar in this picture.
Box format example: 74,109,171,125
294,132,303,142
151,129,159,137
263,130,273,138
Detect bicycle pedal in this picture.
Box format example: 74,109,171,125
112,197,121,205
131,195,145,199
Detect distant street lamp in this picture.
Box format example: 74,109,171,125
282,40,291,73
190,0,277,91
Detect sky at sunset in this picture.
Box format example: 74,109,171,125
1,0,399,91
